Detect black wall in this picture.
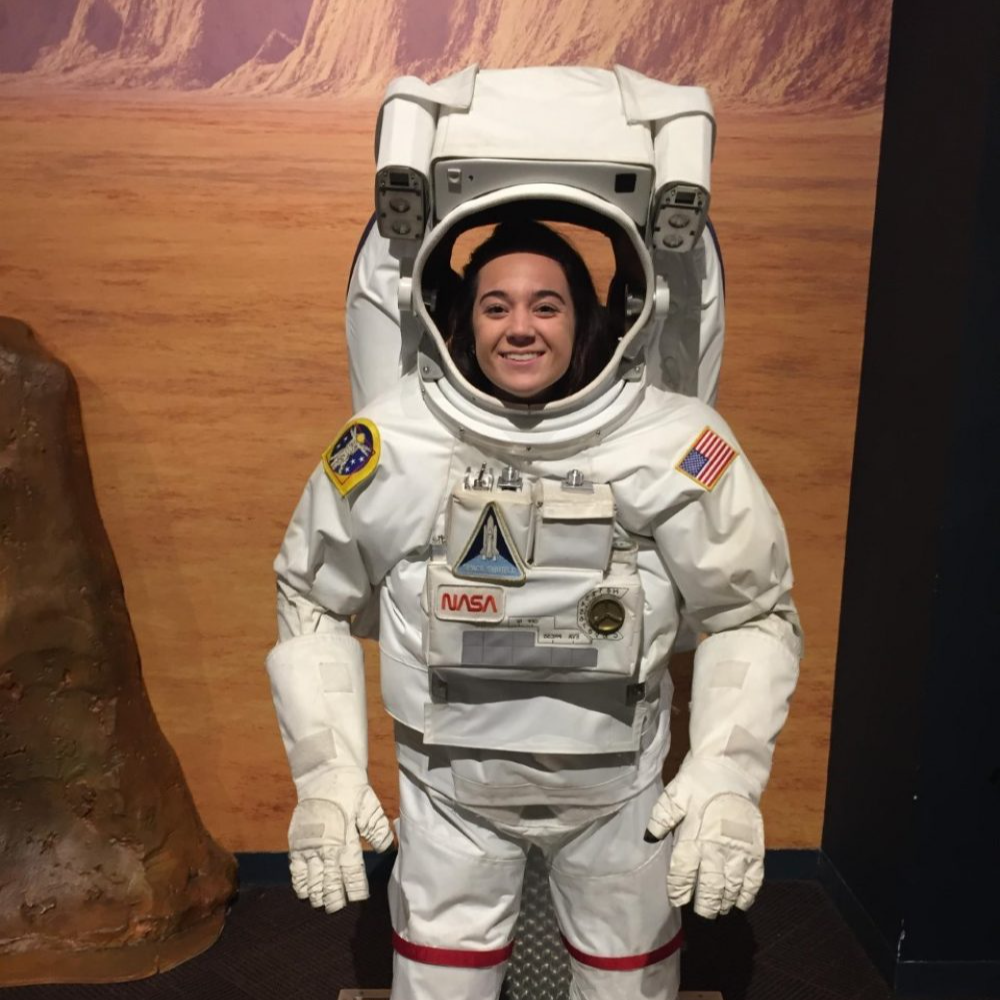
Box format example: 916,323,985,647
822,0,1000,995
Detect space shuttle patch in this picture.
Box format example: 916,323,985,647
454,502,526,584
676,426,737,491
322,418,380,497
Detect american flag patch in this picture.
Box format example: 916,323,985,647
676,427,738,490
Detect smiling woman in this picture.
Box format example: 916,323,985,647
445,221,619,403
473,253,575,400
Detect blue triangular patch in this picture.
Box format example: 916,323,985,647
455,503,525,584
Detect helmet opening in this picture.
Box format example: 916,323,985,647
411,188,656,418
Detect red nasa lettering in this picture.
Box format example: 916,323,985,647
440,591,498,614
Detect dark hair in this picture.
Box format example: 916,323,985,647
445,221,618,403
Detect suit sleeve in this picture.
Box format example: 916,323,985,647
652,436,801,805
274,465,375,641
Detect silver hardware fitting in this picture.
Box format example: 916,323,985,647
561,468,593,492
497,465,523,491
464,464,496,490
470,464,495,490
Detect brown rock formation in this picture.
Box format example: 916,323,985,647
0,317,237,985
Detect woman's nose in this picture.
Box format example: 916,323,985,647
505,330,535,345
507,306,535,340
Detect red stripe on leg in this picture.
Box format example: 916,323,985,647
392,930,515,968
560,928,684,970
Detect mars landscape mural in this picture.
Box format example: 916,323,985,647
0,0,891,850
3,0,887,104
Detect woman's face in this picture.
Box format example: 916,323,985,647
472,252,575,401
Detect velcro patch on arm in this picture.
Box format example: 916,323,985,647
676,426,737,490
710,659,751,689
289,728,338,779
322,418,381,497
319,660,354,693
724,725,770,785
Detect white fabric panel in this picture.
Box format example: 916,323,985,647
276,578,352,641
547,779,680,957
319,660,354,693
390,956,507,1000
654,112,715,185
432,67,653,166
345,224,405,408
566,957,679,1000
423,680,645,755
698,229,725,404
287,728,338,780
375,95,437,177
390,771,525,951
378,647,429,730
381,64,479,111
709,659,751,689
265,631,369,795
613,64,714,127
684,627,800,801
274,474,373,619
723,724,772,788
650,447,797,638
535,478,615,520
394,685,669,810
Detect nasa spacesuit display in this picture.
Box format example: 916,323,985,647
265,66,801,1000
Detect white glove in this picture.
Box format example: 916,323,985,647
647,779,764,919
266,627,394,914
646,622,800,918
288,770,393,912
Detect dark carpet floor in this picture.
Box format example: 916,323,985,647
1,879,990,1000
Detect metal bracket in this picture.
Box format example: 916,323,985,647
417,349,444,382
398,275,413,313
653,273,671,317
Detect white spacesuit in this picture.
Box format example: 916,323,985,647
266,66,801,1000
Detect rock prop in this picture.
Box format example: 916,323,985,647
0,318,237,985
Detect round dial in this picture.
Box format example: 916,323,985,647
589,598,626,634
578,587,629,639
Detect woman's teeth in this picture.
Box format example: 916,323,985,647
502,351,542,360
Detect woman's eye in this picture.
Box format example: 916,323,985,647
536,303,558,316
484,304,506,316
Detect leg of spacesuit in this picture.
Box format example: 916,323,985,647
388,767,528,1000
547,779,682,1000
